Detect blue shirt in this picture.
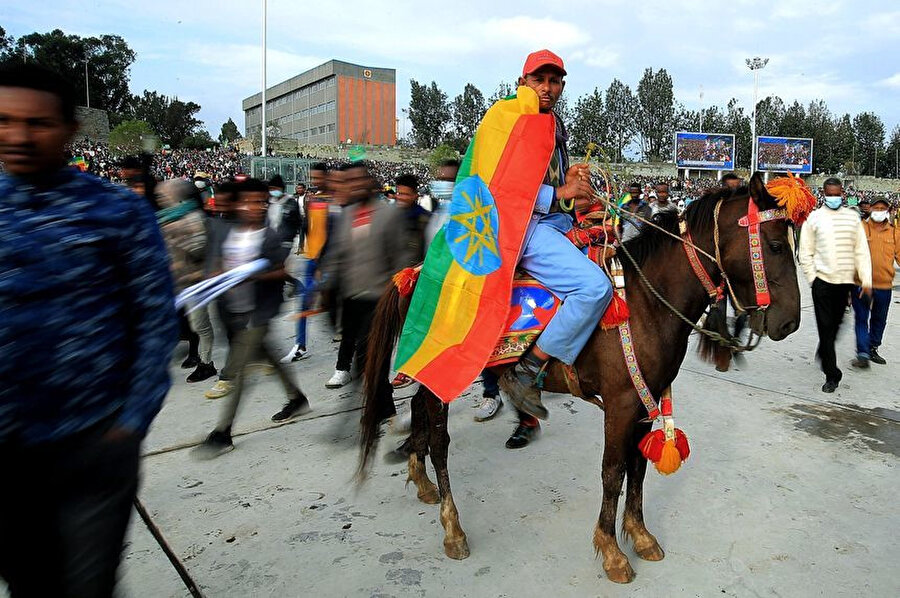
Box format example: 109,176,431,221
0,168,177,445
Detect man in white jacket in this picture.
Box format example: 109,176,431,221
798,177,872,393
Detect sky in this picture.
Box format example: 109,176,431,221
5,0,900,141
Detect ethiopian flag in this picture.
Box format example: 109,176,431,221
395,86,556,402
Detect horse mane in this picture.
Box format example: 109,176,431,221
619,211,681,268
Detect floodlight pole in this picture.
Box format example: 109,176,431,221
746,56,768,174
84,58,90,108
261,0,268,160
699,86,704,133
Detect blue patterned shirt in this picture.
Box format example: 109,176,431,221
0,168,177,445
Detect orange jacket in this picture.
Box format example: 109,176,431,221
862,219,900,289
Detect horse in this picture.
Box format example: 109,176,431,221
357,173,802,584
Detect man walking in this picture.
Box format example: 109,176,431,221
0,64,177,597
850,197,899,368
798,177,872,392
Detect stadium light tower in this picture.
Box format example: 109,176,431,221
261,0,268,161
746,56,768,174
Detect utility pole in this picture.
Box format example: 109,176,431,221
84,58,90,108
261,0,268,161
699,85,704,133
746,56,769,174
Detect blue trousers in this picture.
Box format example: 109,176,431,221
519,213,612,365
294,258,318,348
851,287,891,358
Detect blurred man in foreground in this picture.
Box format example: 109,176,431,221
0,64,177,597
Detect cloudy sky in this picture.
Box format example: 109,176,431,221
6,0,900,139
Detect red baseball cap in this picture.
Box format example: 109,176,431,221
522,49,567,77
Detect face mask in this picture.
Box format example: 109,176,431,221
430,180,455,202
870,210,889,223
194,180,206,189
823,196,842,210
270,190,284,199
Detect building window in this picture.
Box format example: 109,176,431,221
326,100,336,111
327,123,335,132
327,77,336,88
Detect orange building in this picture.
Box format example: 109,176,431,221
243,59,396,146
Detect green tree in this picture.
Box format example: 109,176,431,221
2,29,136,121
831,114,857,174
755,96,785,137
569,87,607,158
778,101,807,138
724,99,751,169
448,83,486,152
487,81,514,104
428,143,459,171
603,79,637,162
805,100,834,173
182,130,217,149
853,112,885,176
635,68,675,161
408,80,451,149
109,119,156,154
132,90,203,148
219,118,241,144
885,125,900,179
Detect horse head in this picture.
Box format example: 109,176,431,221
714,172,801,341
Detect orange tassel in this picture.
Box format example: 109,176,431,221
639,421,690,475
600,291,630,329
765,174,817,225
392,267,420,297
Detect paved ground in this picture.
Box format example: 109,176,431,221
9,267,899,597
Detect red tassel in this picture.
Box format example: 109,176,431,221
638,429,665,462
639,427,690,475
600,291,630,330
392,267,420,297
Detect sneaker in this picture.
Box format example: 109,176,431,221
181,354,201,369
191,429,234,460
326,369,352,389
851,357,870,369
280,344,310,363
271,394,312,422
474,394,503,422
869,348,886,365
186,362,217,383
332,334,342,343
821,380,839,393
391,373,414,389
505,422,540,449
205,379,234,399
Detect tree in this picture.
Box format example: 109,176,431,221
131,90,203,148
569,88,607,158
724,99,751,169
805,100,834,173
885,126,900,179
2,29,136,120
408,80,451,149
779,101,807,138
853,112,885,176
831,114,857,174
487,81,514,104
553,93,573,128
755,96,785,137
635,68,675,161
182,130,217,150
109,119,156,154
603,79,637,162
448,83,486,152
219,118,241,144
428,143,460,171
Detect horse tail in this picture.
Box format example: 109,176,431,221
358,282,405,479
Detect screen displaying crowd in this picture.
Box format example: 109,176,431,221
757,137,813,174
675,132,735,170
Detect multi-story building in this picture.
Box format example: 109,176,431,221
243,59,396,146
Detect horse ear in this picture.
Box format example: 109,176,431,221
748,172,770,207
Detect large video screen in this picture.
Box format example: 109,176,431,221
756,136,814,174
675,132,735,170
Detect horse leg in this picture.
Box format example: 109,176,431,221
593,408,636,583
406,389,439,504
425,392,469,560
623,419,665,561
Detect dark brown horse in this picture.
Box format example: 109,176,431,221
358,173,801,583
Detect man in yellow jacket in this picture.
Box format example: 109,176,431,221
851,197,900,368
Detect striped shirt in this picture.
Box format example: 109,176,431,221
798,206,872,287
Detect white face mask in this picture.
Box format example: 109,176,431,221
194,180,207,189
870,210,889,223
823,196,842,210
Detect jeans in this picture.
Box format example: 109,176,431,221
851,287,891,358
482,369,500,397
520,213,613,365
294,258,318,349
187,304,214,363
811,278,853,382
0,417,141,598
216,322,302,432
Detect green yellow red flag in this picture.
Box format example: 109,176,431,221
395,86,556,402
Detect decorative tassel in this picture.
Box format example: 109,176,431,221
638,392,690,475
392,267,420,297
765,174,816,225
600,290,630,329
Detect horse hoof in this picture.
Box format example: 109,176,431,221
604,558,635,584
635,542,665,562
443,536,470,560
417,486,440,505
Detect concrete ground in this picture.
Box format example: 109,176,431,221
8,268,898,597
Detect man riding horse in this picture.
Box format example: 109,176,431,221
497,50,613,419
